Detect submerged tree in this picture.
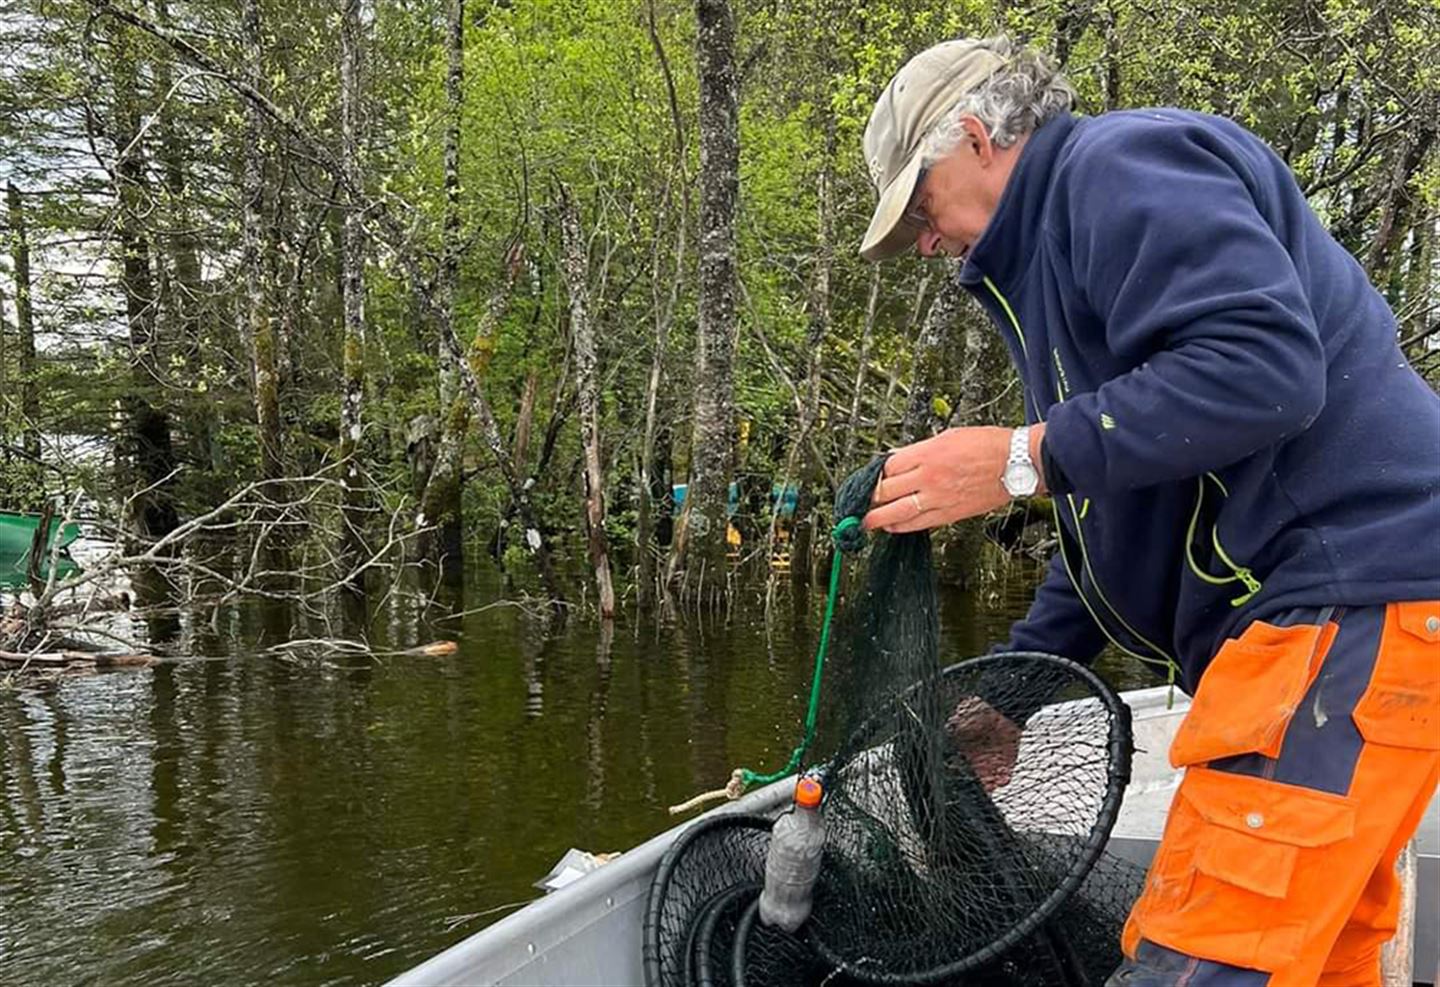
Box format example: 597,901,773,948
0,0,1427,631
668,0,740,595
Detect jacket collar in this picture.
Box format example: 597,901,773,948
958,112,1077,290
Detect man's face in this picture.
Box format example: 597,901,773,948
907,115,1006,261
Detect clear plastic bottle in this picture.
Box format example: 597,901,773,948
759,776,826,932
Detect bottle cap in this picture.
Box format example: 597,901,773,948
794,776,823,809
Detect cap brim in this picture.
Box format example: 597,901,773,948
859,152,924,262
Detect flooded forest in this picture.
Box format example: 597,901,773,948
0,0,1436,982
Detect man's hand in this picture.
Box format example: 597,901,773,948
864,425,1044,533
944,696,1022,792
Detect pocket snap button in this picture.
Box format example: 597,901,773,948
1425,615,1439,635
1245,811,1264,829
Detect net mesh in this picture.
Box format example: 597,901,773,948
729,895,855,987
810,654,1131,983
693,883,757,987
644,456,1140,986
644,814,772,987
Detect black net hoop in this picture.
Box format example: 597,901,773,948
643,813,773,987
693,882,759,987
806,652,1133,985
729,895,852,987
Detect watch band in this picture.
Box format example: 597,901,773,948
1008,426,1032,470
1002,426,1040,498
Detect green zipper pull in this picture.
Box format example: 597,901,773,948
1229,568,1262,607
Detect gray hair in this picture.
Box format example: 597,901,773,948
921,36,1075,162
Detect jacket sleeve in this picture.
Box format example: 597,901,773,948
1044,120,1327,493
992,552,1107,662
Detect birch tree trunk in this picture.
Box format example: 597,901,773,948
900,261,965,445
875,272,932,450
113,28,179,543
638,215,683,608
442,285,564,605
513,370,539,471
242,0,283,484
154,1,199,344
639,0,685,611
155,0,216,474
338,0,367,584
1400,216,1434,343
1053,0,1093,69
1102,1,1122,112
416,0,467,577
788,157,833,587
0,283,7,429
1365,115,1436,288
559,187,615,618
842,266,882,468
5,183,39,462
668,0,738,591
444,246,523,541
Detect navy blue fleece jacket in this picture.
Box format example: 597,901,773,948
961,109,1440,690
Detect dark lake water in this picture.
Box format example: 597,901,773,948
0,559,1157,985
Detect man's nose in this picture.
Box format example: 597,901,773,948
916,229,943,257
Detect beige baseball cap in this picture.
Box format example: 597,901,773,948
860,40,1008,261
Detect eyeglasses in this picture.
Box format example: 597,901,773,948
902,167,931,229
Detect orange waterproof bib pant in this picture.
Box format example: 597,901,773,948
1113,601,1440,987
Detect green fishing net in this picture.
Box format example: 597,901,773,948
645,457,1139,986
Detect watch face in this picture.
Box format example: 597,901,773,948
1004,463,1039,496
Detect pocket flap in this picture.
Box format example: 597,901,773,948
1396,601,1440,644
1194,826,1296,898
1180,767,1356,848
1169,620,1333,768
1355,601,1440,750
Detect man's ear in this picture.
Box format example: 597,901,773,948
963,115,995,165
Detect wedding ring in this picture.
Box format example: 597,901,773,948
910,492,924,515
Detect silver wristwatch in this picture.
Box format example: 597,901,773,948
1001,426,1040,498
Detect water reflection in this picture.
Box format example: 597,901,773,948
0,562,1158,985
584,621,615,813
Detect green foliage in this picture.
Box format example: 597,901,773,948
0,0,1434,589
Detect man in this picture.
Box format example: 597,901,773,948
859,35,1440,987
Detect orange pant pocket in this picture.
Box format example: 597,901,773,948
1352,601,1440,750
1129,767,1357,972
1170,619,1336,768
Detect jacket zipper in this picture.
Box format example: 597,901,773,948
1185,473,1264,606
981,276,1181,682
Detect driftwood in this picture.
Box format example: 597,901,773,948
1,639,456,672
42,595,131,619
264,638,460,661
0,649,154,669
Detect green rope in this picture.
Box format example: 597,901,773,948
738,516,859,789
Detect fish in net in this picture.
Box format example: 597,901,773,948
646,456,1140,986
